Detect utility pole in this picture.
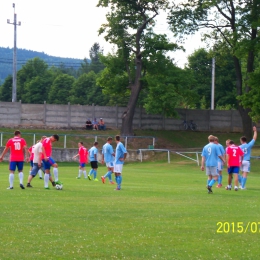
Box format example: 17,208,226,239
7,3,21,102
211,57,215,110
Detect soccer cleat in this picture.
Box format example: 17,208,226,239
115,187,121,190
52,181,56,187
55,180,63,185
234,187,238,191
76,177,81,179
110,181,115,184
216,184,222,188
207,185,213,194
94,178,99,181
44,187,50,190
101,176,105,184
27,183,33,188
39,177,43,179
20,184,25,189
239,185,242,189
87,175,91,180
7,187,14,190
225,186,231,190
241,187,246,190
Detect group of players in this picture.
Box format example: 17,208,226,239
0,130,61,189
0,130,127,191
72,135,127,190
201,126,257,193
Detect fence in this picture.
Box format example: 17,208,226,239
0,101,246,132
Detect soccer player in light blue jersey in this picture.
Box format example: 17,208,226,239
201,135,225,194
101,137,115,184
239,126,257,189
214,137,225,188
114,135,127,190
88,142,99,181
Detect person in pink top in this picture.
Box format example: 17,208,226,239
41,134,61,189
225,140,244,191
73,142,88,179
0,130,29,189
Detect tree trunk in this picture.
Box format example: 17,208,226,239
233,56,253,138
120,56,142,136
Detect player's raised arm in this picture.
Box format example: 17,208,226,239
253,126,257,141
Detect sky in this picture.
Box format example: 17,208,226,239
0,0,205,68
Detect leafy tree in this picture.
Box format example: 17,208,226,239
0,75,12,102
168,0,260,137
17,58,52,103
98,0,174,135
186,48,237,109
89,43,105,74
70,71,109,105
48,74,75,104
96,53,131,106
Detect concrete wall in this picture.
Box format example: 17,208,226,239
0,101,245,132
0,147,142,163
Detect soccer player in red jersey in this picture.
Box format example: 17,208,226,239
226,140,244,191
73,142,88,179
0,130,29,189
41,134,61,189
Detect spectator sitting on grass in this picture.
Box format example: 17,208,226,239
86,119,93,130
98,118,106,130
92,118,98,130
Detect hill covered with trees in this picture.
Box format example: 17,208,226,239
0,47,86,83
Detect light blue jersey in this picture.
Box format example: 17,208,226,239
102,143,114,163
115,142,127,165
202,142,222,167
217,143,225,162
240,139,255,161
89,146,98,162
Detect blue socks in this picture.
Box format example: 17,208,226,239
218,175,222,184
104,171,112,181
242,177,247,188
209,179,216,187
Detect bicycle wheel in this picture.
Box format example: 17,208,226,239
191,123,197,131
183,123,188,130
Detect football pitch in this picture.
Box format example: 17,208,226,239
0,158,260,260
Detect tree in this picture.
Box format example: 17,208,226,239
98,0,172,135
17,58,51,102
48,74,75,104
70,71,109,105
89,43,105,74
186,48,237,109
168,0,260,138
0,75,12,102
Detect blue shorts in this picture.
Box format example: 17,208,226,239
42,157,56,170
30,160,33,167
228,166,240,174
30,163,41,176
9,161,24,172
79,163,86,167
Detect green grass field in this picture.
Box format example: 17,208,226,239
1,156,260,259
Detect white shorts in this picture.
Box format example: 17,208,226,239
217,161,223,171
114,164,123,173
106,162,114,168
241,160,250,172
206,166,218,176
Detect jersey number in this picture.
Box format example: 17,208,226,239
14,142,21,150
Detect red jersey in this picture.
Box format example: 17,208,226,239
79,146,88,163
6,136,27,162
42,138,52,157
226,145,244,166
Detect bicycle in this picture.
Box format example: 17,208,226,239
181,120,197,131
